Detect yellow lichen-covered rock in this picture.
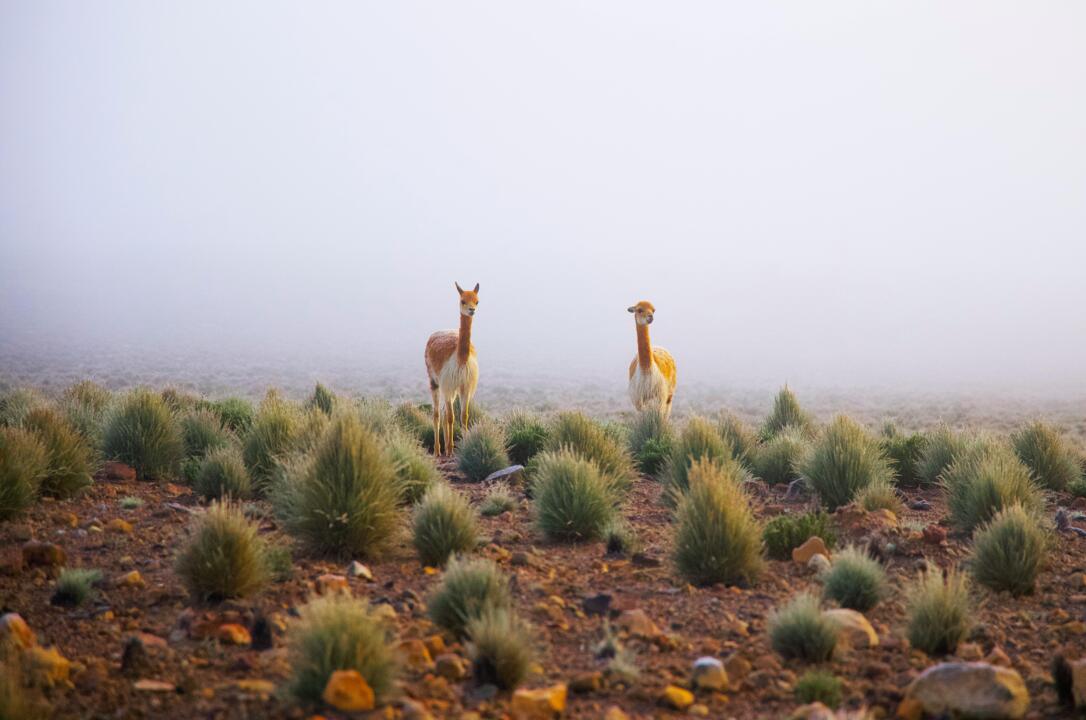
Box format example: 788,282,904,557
511,683,568,719
660,685,695,710
322,669,375,712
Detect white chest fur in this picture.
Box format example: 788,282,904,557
628,362,668,410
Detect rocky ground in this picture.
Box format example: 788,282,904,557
2,458,1086,720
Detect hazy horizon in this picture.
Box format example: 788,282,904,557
3,2,1085,395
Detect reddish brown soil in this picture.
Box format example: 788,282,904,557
2,461,1084,719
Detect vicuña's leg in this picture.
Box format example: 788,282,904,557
430,386,442,456
460,388,473,430
664,394,674,421
445,402,456,455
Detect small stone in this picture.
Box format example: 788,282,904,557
398,639,433,671
60,512,79,527
0,613,36,650
603,707,629,720
957,642,983,661
102,461,137,482
511,683,567,719
27,645,72,687
792,537,829,564
372,604,397,623
689,704,710,717
692,656,728,692
922,525,948,545
115,570,144,588
790,702,838,720
723,653,752,687
807,553,831,574
902,662,1028,719
582,593,612,617
424,634,446,657
22,540,66,568
107,518,133,534
435,653,467,681
346,561,373,580
217,623,251,645
237,679,276,695
134,679,176,692
659,685,694,710
322,669,375,712
908,499,932,511
1066,621,1086,635
823,608,878,649
615,609,659,638
483,465,525,483
569,671,603,693
315,574,350,595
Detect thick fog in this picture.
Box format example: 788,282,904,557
2,2,1085,394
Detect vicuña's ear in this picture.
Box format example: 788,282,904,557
455,282,464,294
473,283,480,293
627,306,637,313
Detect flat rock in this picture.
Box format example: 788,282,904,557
483,465,525,483
134,679,176,693
615,609,659,638
346,561,373,580
660,685,695,710
792,537,830,564
22,540,66,568
823,608,878,650
902,662,1029,719
807,553,831,574
789,703,837,720
102,461,137,482
511,683,567,720
322,669,375,712
315,574,350,596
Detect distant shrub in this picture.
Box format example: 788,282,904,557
22,407,94,498
673,458,764,586
822,545,886,612
0,387,45,427
180,408,231,460
457,421,510,482
905,564,972,656
943,444,1043,533
1011,421,1082,492
628,408,674,477
879,425,928,486
546,412,635,493
51,568,102,606
274,414,402,558
306,383,336,416
795,670,843,709
175,500,270,601
753,426,809,485
718,413,760,469
768,593,837,663
242,400,300,492
480,482,516,517
265,544,293,582
287,594,399,704
532,449,616,542
102,389,184,481
970,504,1047,596
660,416,735,502
466,608,534,691
799,415,892,511
412,484,479,567
194,445,251,500
61,381,112,450
384,430,441,504
211,397,255,435
504,411,550,466
0,427,47,520
604,518,641,556
160,387,203,414
761,386,814,440
428,555,513,639
763,512,837,561
1071,476,1086,499
393,402,434,451
856,478,903,514
916,425,971,485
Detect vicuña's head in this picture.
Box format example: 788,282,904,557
455,282,480,317
627,300,655,326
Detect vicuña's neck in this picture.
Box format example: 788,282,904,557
636,323,652,371
457,313,473,364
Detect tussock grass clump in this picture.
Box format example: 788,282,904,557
274,414,402,558
480,482,516,517
856,478,902,514
660,416,735,501
51,568,102,606
287,594,399,703
761,386,814,440
763,512,838,561
503,411,549,466
180,408,231,460
970,504,1047,596
0,427,47,520
943,444,1043,533
0,387,45,427
160,387,203,414
384,431,441,504
412,484,479,567
175,500,270,601
718,413,760,469
428,556,513,639
211,397,255,435
61,381,112,450
265,544,293,582
194,445,251,500
532,449,617,542
905,564,972,656
1071,476,1086,499
768,593,838,662
795,670,843,709
546,412,635,493
879,424,927,487
120,496,143,509
1011,421,1082,492
627,408,674,477
393,402,434,451
102,389,184,481
457,421,510,482
604,518,641,556
306,383,336,415
799,415,893,511
753,426,808,485
242,400,300,492
916,425,971,485
466,608,534,690
673,458,764,586
821,545,886,611
22,407,94,498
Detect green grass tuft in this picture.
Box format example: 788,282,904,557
102,389,184,481
752,426,809,485
60,381,113,451
942,443,1043,534
0,426,47,520
194,445,251,500
604,518,642,556
480,482,516,517
856,478,903,514
503,411,550,466
762,512,837,561
627,408,675,477
51,568,102,606
242,400,300,493
175,499,270,601
384,430,440,505
306,383,336,416
22,407,94,498
466,608,534,691
412,483,479,567
821,545,886,611
795,670,843,708
457,421,510,482
211,397,255,435
120,495,143,509
970,504,1047,596
0,387,46,427
180,408,231,461
915,425,971,486
428,555,513,639
905,563,973,656
799,415,892,511
761,386,814,440
768,593,837,663
660,416,736,502
673,458,764,586
718,413,760,469
532,449,617,542
1011,421,1082,492
879,425,928,486
545,412,635,494
393,402,434,451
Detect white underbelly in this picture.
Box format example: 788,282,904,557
438,356,479,400
628,364,668,409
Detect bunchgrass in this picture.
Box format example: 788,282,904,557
821,545,886,612
627,408,675,477
795,670,843,708
503,411,550,466
752,425,808,485
428,555,513,639
457,421,510,482
194,445,251,500
856,478,903,514
660,416,735,502
1011,421,1082,492
718,413,760,469
763,512,838,561
761,386,814,440
384,430,441,505
394,402,434,451
51,568,102,606
466,608,534,690
0,387,45,427
61,380,112,451
211,397,255,435
180,408,231,460
879,424,928,487
412,483,479,567
916,425,971,486
545,412,635,494
480,482,516,517
120,496,143,509
242,400,300,493
0,426,47,520
22,407,94,498
175,499,270,601
970,504,1047,596
904,563,972,656
942,444,1043,533
273,414,402,558
604,518,642,556
532,449,616,542
287,594,399,703
306,383,336,415
673,458,764,586
102,389,184,481
768,593,838,662
799,415,893,511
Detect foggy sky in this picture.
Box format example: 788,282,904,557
2,2,1085,393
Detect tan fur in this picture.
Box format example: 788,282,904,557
626,300,677,418
424,283,481,455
